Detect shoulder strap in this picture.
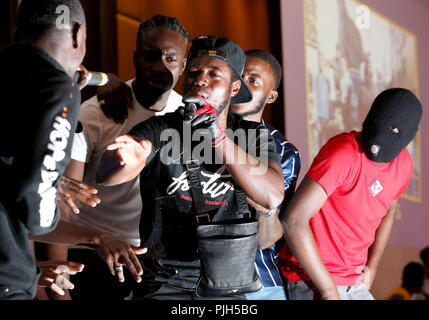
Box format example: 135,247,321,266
234,187,250,218
186,159,250,222
186,159,208,215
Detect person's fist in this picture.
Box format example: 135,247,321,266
182,95,226,147
75,65,92,90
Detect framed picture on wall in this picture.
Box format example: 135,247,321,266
303,0,421,202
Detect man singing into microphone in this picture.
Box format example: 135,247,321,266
96,36,284,300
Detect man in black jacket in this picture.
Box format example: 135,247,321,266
0,0,148,300
0,0,88,299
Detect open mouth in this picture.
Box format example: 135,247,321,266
187,91,209,100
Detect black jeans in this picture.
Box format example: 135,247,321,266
285,281,320,300
0,285,33,300
68,248,136,300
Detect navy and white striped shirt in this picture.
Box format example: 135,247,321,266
254,121,301,287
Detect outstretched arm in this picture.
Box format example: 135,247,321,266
96,135,152,186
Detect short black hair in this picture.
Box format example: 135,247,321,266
420,247,429,264
137,14,188,47
228,65,240,82
402,262,424,288
16,0,85,41
245,49,283,90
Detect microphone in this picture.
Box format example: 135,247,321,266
75,121,83,133
182,95,205,121
73,71,109,86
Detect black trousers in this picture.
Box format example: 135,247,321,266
68,249,247,300
68,248,136,300
68,249,173,300
0,285,34,300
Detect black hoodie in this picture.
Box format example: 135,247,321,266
0,43,80,299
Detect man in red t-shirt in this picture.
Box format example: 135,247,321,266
279,88,422,300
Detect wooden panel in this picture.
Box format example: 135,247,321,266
116,0,270,50
1,0,19,46
117,14,140,81
116,0,140,19
0,1,11,46
266,0,284,133
79,0,102,102
99,0,118,73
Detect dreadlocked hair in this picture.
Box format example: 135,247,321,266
137,14,188,47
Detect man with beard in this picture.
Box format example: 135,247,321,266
46,15,188,300
229,50,301,300
96,36,285,299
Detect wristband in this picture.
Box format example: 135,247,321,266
256,208,276,218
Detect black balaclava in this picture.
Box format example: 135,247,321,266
361,88,422,163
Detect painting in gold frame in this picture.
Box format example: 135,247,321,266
303,0,421,202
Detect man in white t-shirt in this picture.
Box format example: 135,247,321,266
47,15,189,300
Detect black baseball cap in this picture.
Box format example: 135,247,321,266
187,35,253,104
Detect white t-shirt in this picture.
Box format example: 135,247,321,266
69,80,183,246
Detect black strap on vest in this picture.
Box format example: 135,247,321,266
234,188,250,218
185,159,249,223
186,160,209,221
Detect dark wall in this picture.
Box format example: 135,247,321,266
267,0,285,135
80,0,118,102
0,0,19,48
0,1,11,46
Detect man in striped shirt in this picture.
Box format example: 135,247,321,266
230,49,301,300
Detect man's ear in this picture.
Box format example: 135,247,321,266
230,79,241,98
180,58,187,76
266,90,279,105
72,23,83,49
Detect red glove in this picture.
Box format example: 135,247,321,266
182,95,226,147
